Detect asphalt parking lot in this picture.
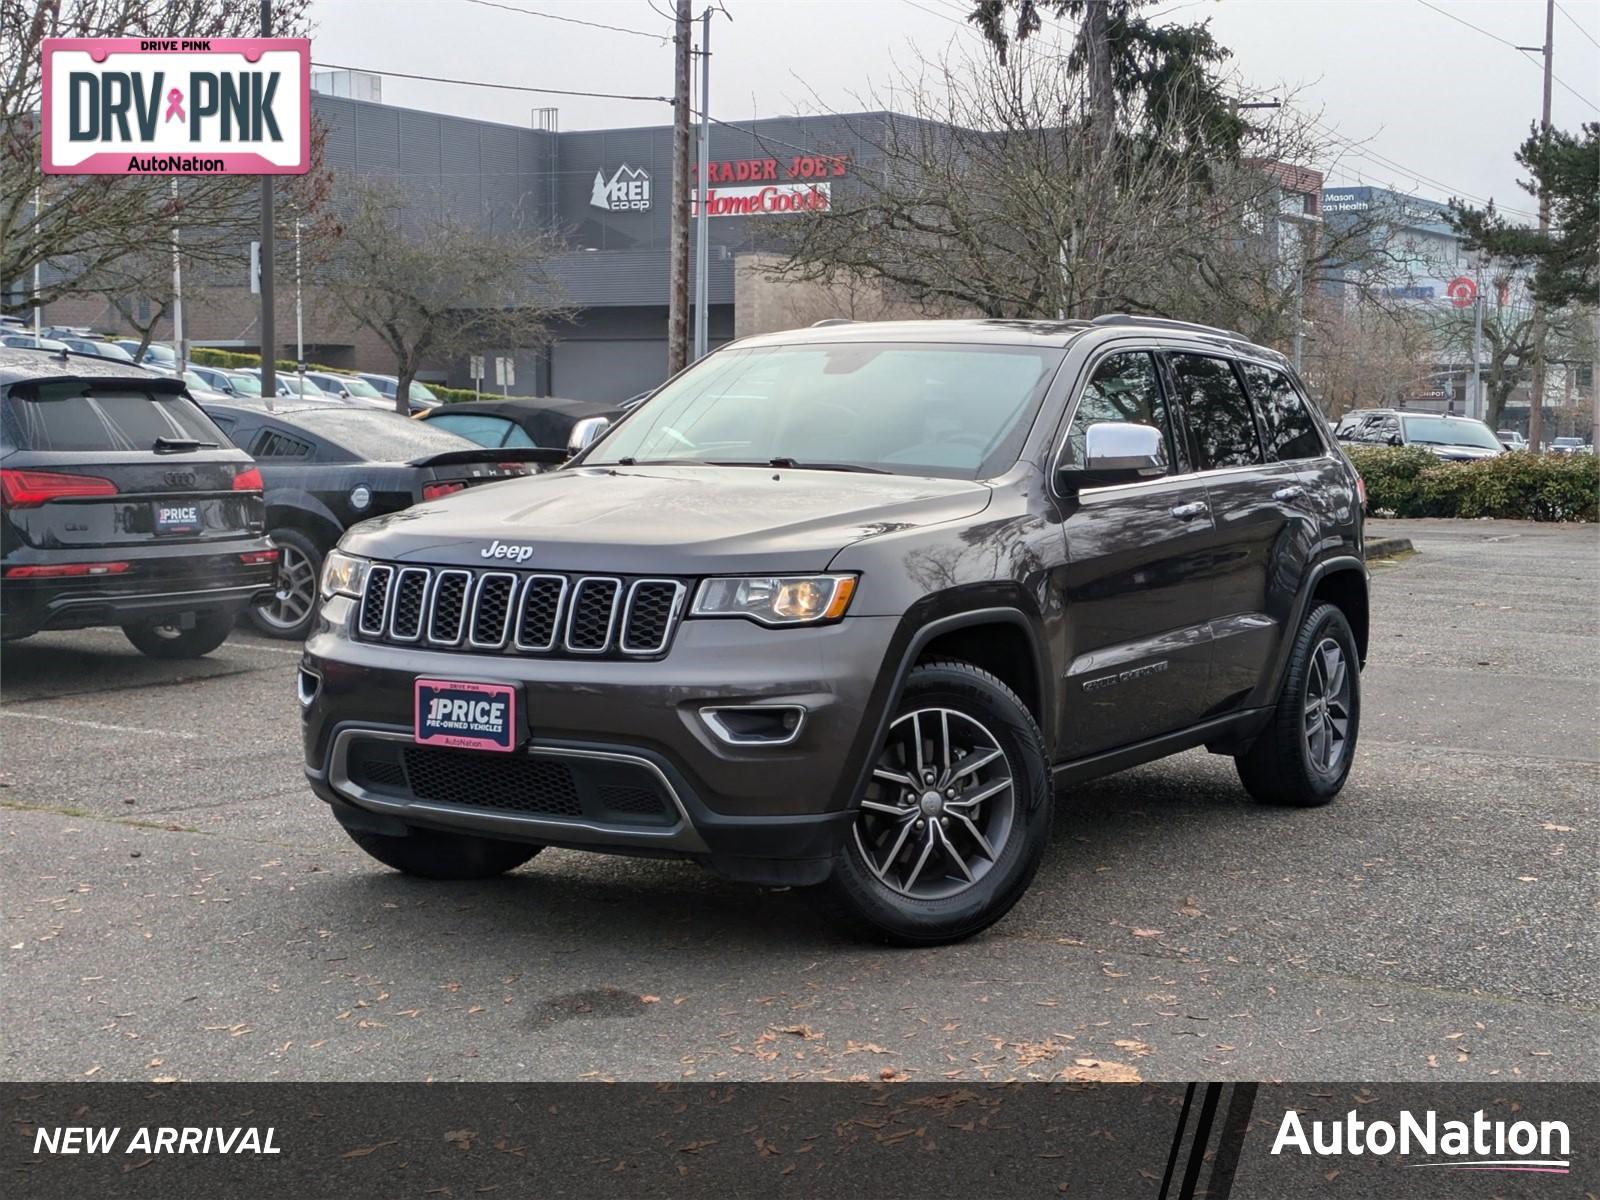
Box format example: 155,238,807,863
2,518,1595,1083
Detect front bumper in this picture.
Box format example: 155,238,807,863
301,597,900,884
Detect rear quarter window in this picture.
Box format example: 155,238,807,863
1,384,225,452
1241,364,1324,461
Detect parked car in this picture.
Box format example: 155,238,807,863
358,373,441,412
236,368,336,402
0,348,276,657
197,402,556,639
1550,437,1591,455
412,397,619,454
111,340,177,368
1338,409,1505,460
301,315,1369,944
57,337,138,364
302,371,393,409
1495,429,1528,451
185,364,247,396
1,334,71,353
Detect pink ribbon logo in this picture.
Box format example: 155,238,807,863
164,88,185,123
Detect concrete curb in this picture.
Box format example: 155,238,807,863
1363,537,1415,560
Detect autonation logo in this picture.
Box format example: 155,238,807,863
1272,1108,1571,1174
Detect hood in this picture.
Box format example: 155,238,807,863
340,464,993,574
1425,443,1502,460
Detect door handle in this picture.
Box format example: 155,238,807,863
1169,501,1209,520
1273,485,1306,502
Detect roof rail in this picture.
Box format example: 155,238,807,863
810,318,854,327
1090,313,1252,342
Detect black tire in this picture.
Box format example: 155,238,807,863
121,606,239,659
822,660,1052,946
1235,602,1360,807
344,825,542,880
248,527,322,640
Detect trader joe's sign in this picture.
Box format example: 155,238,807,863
42,38,310,174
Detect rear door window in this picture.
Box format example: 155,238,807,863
1241,364,1324,461
1166,355,1263,470
2,384,224,452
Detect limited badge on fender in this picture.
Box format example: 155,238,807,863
414,679,520,752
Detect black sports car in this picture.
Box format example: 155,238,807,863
413,397,620,454
199,402,560,639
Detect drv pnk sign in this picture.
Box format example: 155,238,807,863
42,38,310,175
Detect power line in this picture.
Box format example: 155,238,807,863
310,61,671,104
1554,0,1600,51
458,0,669,41
1411,0,1598,113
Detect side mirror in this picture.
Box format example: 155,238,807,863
1057,422,1167,490
567,416,611,455
1387,433,1403,447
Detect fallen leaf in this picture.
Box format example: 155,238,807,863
342,1140,399,1159
444,1129,477,1151
1132,929,1163,939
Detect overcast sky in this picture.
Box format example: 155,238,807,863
309,0,1599,222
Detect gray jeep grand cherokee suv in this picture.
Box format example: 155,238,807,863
301,316,1368,944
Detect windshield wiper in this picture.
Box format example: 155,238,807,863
761,457,891,474
152,436,217,453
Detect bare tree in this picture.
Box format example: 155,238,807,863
1,0,313,307
316,176,575,414
769,45,1400,345
1299,298,1435,418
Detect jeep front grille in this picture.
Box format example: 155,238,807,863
353,565,686,659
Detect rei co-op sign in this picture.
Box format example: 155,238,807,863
42,38,310,175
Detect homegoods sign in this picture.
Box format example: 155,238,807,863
693,181,831,218
42,38,310,174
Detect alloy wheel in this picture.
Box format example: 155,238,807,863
258,543,316,632
852,706,1015,900
1303,636,1352,774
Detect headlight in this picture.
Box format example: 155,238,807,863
320,550,371,600
691,574,857,625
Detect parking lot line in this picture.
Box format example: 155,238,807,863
0,710,199,739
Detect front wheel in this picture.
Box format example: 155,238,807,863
122,607,238,659
822,660,1053,945
1234,602,1361,806
344,825,543,880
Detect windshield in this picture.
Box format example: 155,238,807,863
322,374,384,399
1402,415,1502,450
289,408,473,460
228,373,263,396
588,342,1062,479
409,381,439,402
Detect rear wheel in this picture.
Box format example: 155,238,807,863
249,527,322,640
822,661,1052,945
344,825,542,880
1234,603,1360,806
122,607,238,659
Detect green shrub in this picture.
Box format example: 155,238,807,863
1346,445,1598,521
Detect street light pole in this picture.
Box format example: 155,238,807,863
259,0,277,410
1520,0,1555,452
32,186,41,339
666,0,691,375
170,178,185,377
692,8,711,361
294,215,304,394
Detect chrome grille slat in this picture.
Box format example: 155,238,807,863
620,579,685,655
514,574,568,652
389,568,430,641
426,570,472,645
565,577,622,653
357,565,394,637
354,565,683,658
468,572,518,648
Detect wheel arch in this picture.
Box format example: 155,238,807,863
829,601,1055,814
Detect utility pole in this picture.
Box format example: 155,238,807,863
170,179,186,377
1521,0,1555,452
259,0,277,410
692,7,711,362
1471,286,1485,422
667,0,692,376
294,214,304,395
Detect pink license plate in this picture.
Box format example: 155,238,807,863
413,679,520,752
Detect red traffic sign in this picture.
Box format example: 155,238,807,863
1446,276,1477,308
